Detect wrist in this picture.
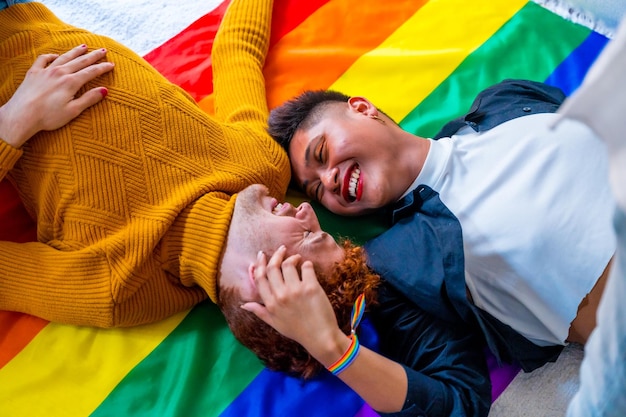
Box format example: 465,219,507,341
326,333,360,375
312,329,353,368
0,103,35,148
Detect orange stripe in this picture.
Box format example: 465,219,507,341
0,311,48,368
197,0,427,112
264,0,428,109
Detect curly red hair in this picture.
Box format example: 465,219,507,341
218,240,380,379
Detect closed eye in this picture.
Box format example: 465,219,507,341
313,182,322,201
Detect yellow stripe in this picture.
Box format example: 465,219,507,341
330,0,528,122
0,310,188,416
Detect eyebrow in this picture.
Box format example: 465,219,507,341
303,135,320,168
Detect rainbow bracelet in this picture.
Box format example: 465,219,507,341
327,293,366,376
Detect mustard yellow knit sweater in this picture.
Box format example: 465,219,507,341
0,0,289,327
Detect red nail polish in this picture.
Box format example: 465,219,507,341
100,87,108,98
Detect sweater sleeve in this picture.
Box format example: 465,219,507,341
0,239,118,327
212,0,272,130
0,140,23,181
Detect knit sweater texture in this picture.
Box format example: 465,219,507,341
0,0,290,327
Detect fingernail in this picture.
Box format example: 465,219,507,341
100,87,108,98
80,44,87,48
257,251,263,259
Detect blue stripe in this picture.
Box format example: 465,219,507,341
220,319,380,417
545,31,609,95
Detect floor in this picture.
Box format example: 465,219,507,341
489,344,584,416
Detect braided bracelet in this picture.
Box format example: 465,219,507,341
327,293,366,376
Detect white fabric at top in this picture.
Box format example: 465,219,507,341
415,113,616,346
40,0,223,55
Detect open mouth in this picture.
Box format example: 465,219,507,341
343,164,362,202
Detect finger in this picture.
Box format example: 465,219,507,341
240,302,273,326
64,48,110,75
30,53,60,70
280,254,304,286
265,246,288,287
71,87,109,113
300,260,319,285
48,44,89,67
69,61,115,90
253,251,284,309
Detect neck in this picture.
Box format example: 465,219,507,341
398,130,431,185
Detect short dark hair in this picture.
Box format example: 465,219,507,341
268,90,351,155
218,240,380,379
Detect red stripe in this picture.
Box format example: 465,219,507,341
143,0,231,101
143,0,329,102
0,180,36,243
270,0,331,46
0,311,48,369
0,180,44,368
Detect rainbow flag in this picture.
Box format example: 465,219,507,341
0,0,608,415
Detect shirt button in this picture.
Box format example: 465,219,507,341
523,106,532,112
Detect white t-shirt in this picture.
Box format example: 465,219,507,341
411,113,616,345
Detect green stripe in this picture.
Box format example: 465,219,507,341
91,302,262,417
400,2,591,137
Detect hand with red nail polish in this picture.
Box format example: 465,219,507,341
0,45,114,148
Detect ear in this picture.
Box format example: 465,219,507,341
347,96,378,117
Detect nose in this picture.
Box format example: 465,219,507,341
296,202,322,230
320,167,340,194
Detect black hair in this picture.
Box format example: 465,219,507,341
267,90,351,154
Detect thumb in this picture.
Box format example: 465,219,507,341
241,302,273,326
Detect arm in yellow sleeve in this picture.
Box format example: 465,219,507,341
0,240,118,327
212,0,273,129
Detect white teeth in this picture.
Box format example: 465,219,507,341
273,203,283,214
349,168,361,198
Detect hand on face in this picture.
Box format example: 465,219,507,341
241,245,340,352
0,45,114,148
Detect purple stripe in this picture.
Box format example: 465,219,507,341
354,403,381,417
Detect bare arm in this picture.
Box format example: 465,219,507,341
242,246,410,413
243,246,490,416
0,45,113,148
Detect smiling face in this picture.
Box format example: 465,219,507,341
288,97,418,216
219,184,345,302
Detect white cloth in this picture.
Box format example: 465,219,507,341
414,113,616,345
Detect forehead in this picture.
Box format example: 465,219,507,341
289,114,345,181
289,103,344,158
